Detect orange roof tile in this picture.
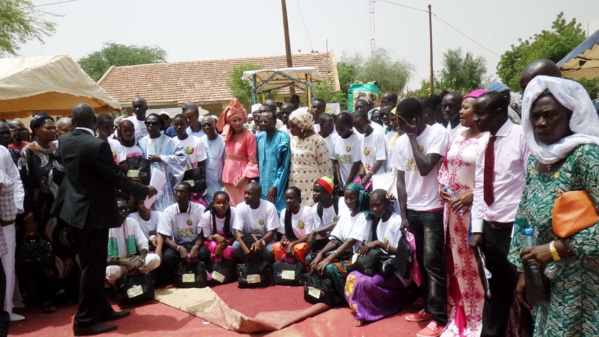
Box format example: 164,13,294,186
98,52,339,105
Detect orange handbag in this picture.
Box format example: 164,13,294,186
552,190,599,238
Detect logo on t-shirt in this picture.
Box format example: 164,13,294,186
364,146,371,156
298,220,304,229
384,237,389,244
418,144,424,153
185,146,195,155
186,219,193,226
333,215,339,222
258,218,264,226
345,146,352,152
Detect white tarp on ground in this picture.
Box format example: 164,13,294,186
0,55,121,119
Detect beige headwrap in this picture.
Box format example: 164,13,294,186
289,108,314,132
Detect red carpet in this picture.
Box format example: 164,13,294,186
9,283,425,336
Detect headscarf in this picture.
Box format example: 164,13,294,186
30,112,54,137
463,89,488,100
216,98,247,140
521,75,599,165
344,183,372,219
289,108,314,133
316,176,335,196
487,81,509,93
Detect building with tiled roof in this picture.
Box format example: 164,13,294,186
98,51,339,115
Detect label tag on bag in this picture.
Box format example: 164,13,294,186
182,273,195,283
247,274,261,284
212,271,225,283
308,286,321,299
282,270,295,280
127,285,143,298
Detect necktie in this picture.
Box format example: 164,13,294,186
484,136,496,206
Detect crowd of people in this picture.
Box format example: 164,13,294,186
0,58,597,337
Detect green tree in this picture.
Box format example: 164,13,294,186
497,12,586,91
227,63,284,112
79,42,167,81
0,0,56,56
439,48,487,93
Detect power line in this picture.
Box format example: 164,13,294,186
21,0,77,9
379,0,500,57
295,0,314,52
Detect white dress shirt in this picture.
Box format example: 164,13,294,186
471,119,529,233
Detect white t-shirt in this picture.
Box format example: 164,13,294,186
329,210,372,254
157,202,205,244
279,124,291,136
447,123,466,140
233,200,281,235
128,211,162,240
124,116,148,142
123,144,143,159
385,131,399,172
108,218,148,259
376,213,402,249
277,205,315,239
200,206,236,237
313,124,321,134
393,123,449,211
360,129,387,174
311,203,338,229
173,135,207,170
323,132,338,162
107,138,127,165
330,133,361,184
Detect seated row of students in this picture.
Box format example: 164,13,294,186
107,179,410,327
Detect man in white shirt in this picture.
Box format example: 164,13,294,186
105,199,160,286
184,103,207,139
200,116,225,204
331,112,362,189
319,113,337,175
353,112,387,186
394,98,449,337
469,91,529,337
124,97,149,142
155,183,208,286
232,183,280,261
0,168,18,326
442,91,466,140
311,98,326,134
278,103,294,136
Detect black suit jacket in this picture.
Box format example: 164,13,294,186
52,129,149,229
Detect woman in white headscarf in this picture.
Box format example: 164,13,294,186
508,76,599,337
287,108,333,206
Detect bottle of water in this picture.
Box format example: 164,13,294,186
444,186,465,216
522,228,550,306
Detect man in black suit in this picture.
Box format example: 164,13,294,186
52,103,157,336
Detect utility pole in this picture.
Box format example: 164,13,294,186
369,0,376,57
428,4,434,94
281,0,295,95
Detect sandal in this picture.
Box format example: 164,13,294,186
41,302,57,314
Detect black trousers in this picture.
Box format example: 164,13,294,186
153,241,209,287
407,209,447,325
481,221,518,337
71,227,113,329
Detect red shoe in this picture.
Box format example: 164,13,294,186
405,309,434,322
416,321,445,337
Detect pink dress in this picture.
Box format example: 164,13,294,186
438,130,488,337
222,130,259,206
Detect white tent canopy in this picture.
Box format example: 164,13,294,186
0,55,121,119
241,66,321,88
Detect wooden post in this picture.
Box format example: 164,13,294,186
281,0,296,96
428,4,434,95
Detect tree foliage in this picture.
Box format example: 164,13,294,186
497,12,586,91
439,48,487,93
0,0,56,56
78,42,167,81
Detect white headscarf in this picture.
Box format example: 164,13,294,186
521,75,599,165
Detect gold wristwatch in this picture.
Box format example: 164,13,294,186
549,241,561,261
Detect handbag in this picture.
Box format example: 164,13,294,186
125,157,151,185
207,260,237,286
303,271,335,307
182,167,207,193
552,190,599,238
237,261,271,288
273,258,305,286
17,235,53,268
377,253,397,277
353,248,381,276
115,273,155,306
175,261,208,288
394,231,414,280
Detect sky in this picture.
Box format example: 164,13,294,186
18,0,599,90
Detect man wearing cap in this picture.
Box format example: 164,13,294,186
184,103,207,139
487,82,522,124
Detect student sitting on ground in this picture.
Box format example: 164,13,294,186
232,182,280,261
200,191,236,262
127,199,162,251
273,187,315,265
106,198,161,286
154,183,209,286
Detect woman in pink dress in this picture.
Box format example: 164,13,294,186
216,99,259,206
437,89,489,337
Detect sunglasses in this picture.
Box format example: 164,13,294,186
145,121,159,126
118,206,130,212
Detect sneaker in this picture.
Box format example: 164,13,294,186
13,300,25,309
405,309,434,322
416,321,445,337
9,313,25,322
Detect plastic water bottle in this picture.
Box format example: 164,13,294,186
522,228,550,306
444,186,465,216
